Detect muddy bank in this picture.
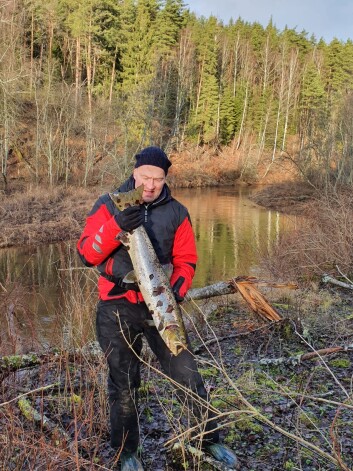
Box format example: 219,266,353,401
249,181,316,215
0,186,97,249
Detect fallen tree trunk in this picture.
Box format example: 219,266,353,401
0,346,102,381
257,345,353,367
187,278,298,301
186,281,236,300
322,274,353,290
187,277,297,322
0,352,53,375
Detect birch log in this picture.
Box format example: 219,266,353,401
186,281,236,300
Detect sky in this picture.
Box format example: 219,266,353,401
186,0,353,43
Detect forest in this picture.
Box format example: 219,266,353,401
1,0,353,189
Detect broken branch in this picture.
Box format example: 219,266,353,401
257,345,353,367
322,274,353,290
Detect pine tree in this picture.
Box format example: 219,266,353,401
120,0,160,91
219,85,239,144
189,16,220,144
91,0,121,99
155,0,186,55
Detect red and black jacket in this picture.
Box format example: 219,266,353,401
77,176,197,303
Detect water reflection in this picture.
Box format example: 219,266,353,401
0,186,297,352
173,186,295,287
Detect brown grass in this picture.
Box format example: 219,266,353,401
261,189,353,282
168,146,241,188
0,186,99,248
250,181,317,215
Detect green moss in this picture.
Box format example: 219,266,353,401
199,367,218,379
282,322,294,340
139,380,153,397
256,444,281,458
284,459,296,470
3,354,29,369
71,393,82,404
144,406,154,423
329,358,351,368
223,426,241,444
235,369,257,394
234,413,263,433
211,398,228,409
233,345,242,355
256,373,278,391
298,410,319,429
18,398,41,421
273,303,290,309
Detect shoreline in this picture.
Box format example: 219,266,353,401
0,181,313,250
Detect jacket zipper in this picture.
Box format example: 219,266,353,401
144,192,168,223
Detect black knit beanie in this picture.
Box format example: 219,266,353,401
134,146,172,175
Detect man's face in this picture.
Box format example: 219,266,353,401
133,165,166,203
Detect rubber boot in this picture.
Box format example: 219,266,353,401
205,443,239,469
120,451,144,471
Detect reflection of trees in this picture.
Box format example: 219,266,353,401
0,188,298,345
174,188,295,287
0,242,96,349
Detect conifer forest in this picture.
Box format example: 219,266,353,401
1,0,353,188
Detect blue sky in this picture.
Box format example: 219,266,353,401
186,0,353,43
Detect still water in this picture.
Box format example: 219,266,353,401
0,186,297,352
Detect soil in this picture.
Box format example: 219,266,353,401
1,289,353,470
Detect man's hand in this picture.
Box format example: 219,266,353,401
114,206,143,232
172,276,185,303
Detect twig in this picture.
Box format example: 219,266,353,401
336,265,353,286
0,281,7,292
278,391,353,411
0,382,59,407
329,404,351,471
194,324,272,354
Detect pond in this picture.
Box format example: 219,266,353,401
0,185,298,352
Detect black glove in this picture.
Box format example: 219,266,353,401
172,276,185,303
114,205,143,232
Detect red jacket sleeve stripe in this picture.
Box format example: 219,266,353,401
77,204,122,266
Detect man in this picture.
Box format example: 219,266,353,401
77,146,238,470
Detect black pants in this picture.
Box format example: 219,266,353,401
96,298,219,453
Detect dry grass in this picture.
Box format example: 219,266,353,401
250,181,316,215
0,186,99,248
260,190,353,282
0,269,111,470
168,146,241,188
